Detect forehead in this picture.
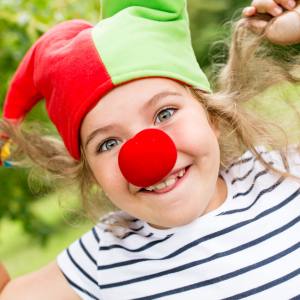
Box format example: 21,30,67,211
85,77,188,120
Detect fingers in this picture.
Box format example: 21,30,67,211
275,0,297,10
243,0,297,18
243,6,257,17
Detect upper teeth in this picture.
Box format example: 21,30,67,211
145,168,186,191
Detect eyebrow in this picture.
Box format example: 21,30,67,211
84,91,182,149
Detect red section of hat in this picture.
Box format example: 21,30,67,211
3,20,115,160
118,128,177,188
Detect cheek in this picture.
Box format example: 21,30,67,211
91,157,126,196
170,112,219,156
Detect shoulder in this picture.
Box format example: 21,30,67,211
224,145,300,176
56,211,144,299
57,211,139,266
223,146,269,178
260,144,300,177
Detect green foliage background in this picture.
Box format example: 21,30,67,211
0,0,249,241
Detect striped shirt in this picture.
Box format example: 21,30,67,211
57,146,300,299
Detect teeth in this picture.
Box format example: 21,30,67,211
144,168,186,192
155,182,168,190
145,186,155,191
178,169,185,177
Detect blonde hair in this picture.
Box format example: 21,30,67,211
2,17,300,230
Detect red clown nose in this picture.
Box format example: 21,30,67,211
118,129,177,188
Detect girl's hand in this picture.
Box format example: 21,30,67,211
0,263,10,292
242,0,300,45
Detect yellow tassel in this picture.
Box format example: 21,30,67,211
1,140,11,161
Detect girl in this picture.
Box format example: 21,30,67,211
1,0,300,298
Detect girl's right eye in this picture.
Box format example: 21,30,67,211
97,138,121,153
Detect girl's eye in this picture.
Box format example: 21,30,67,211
96,108,176,154
97,138,121,153
155,107,177,124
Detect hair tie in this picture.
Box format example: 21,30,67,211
0,138,12,167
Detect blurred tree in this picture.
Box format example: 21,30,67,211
0,0,99,243
0,0,250,241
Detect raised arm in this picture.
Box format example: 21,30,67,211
0,261,80,300
0,264,10,292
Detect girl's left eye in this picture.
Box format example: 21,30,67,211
155,107,177,124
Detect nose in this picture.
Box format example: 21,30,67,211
118,128,177,188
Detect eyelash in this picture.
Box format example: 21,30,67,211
96,106,178,154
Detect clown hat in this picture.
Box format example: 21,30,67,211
3,0,211,160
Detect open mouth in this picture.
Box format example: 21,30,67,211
139,165,191,194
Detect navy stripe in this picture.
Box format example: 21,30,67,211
223,267,300,300
61,270,99,300
92,227,100,243
231,161,274,185
133,241,300,300
79,238,97,266
290,295,300,300
221,176,284,215
118,226,145,239
231,163,255,185
100,234,172,252
66,249,98,286
232,169,268,199
120,231,152,240
121,231,139,239
225,155,254,173
131,226,144,232
225,149,270,174
100,214,300,288
98,187,300,270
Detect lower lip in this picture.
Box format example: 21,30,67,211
141,165,191,195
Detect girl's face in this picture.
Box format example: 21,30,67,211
80,78,227,229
